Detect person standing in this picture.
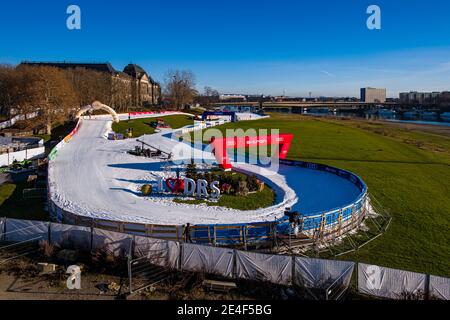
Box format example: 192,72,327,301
289,211,300,236
183,223,193,243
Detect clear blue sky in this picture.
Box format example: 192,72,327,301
1,0,450,97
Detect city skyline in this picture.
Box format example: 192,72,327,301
1,1,450,97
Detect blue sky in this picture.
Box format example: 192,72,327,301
1,0,450,97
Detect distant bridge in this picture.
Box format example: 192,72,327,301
212,101,400,110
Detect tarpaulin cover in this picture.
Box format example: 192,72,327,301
181,244,234,278
50,223,92,251
358,263,426,299
4,218,49,242
294,257,354,289
429,275,450,300
133,236,180,269
235,251,292,285
92,228,132,257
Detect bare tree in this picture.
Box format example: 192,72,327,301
64,67,112,108
0,65,22,119
163,70,197,110
204,86,219,97
16,65,77,134
201,86,220,107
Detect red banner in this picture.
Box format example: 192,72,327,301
210,134,294,170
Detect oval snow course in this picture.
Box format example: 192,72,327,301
48,114,364,227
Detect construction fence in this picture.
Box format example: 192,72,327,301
0,217,448,300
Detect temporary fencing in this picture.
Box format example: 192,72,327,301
2,217,448,300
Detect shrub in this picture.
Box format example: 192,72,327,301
39,240,57,259
247,175,260,192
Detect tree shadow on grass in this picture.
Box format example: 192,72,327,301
0,182,48,221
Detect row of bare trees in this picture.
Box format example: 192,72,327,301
163,70,198,110
0,65,133,134
0,64,219,134
0,65,78,134
162,70,222,109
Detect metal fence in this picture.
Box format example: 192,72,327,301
47,161,370,248
2,217,447,300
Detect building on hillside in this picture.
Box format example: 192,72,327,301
360,87,386,103
19,62,161,109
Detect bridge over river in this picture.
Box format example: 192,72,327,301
212,101,400,112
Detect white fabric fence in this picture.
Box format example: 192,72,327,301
1,217,448,299
0,112,38,130
235,251,293,285
0,146,46,167
49,223,92,251
181,244,234,278
92,228,133,257
3,219,49,242
134,235,180,269
295,257,354,289
429,275,450,300
358,263,427,299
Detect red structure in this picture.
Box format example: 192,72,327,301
210,134,294,170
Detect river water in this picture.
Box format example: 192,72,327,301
217,104,450,127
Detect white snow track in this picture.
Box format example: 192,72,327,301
48,114,298,226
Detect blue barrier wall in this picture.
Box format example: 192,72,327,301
191,159,368,246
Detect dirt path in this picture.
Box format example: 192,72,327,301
0,271,126,300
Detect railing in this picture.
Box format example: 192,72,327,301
47,159,369,247
1,217,448,300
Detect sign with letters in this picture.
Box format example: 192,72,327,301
157,177,221,199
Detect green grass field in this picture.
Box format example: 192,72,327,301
112,114,194,137
191,113,450,277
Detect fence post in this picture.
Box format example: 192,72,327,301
272,222,277,249
47,223,51,243
424,274,431,300
232,249,237,280
128,235,135,260
291,255,296,287
128,254,133,294
90,227,94,252
2,218,7,242
178,242,183,271
243,226,247,251
1,217,5,242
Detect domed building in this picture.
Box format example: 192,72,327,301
19,61,161,110
122,64,161,107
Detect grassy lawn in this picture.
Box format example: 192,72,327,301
0,182,48,221
112,115,194,137
191,113,450,277
173,186,275,211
